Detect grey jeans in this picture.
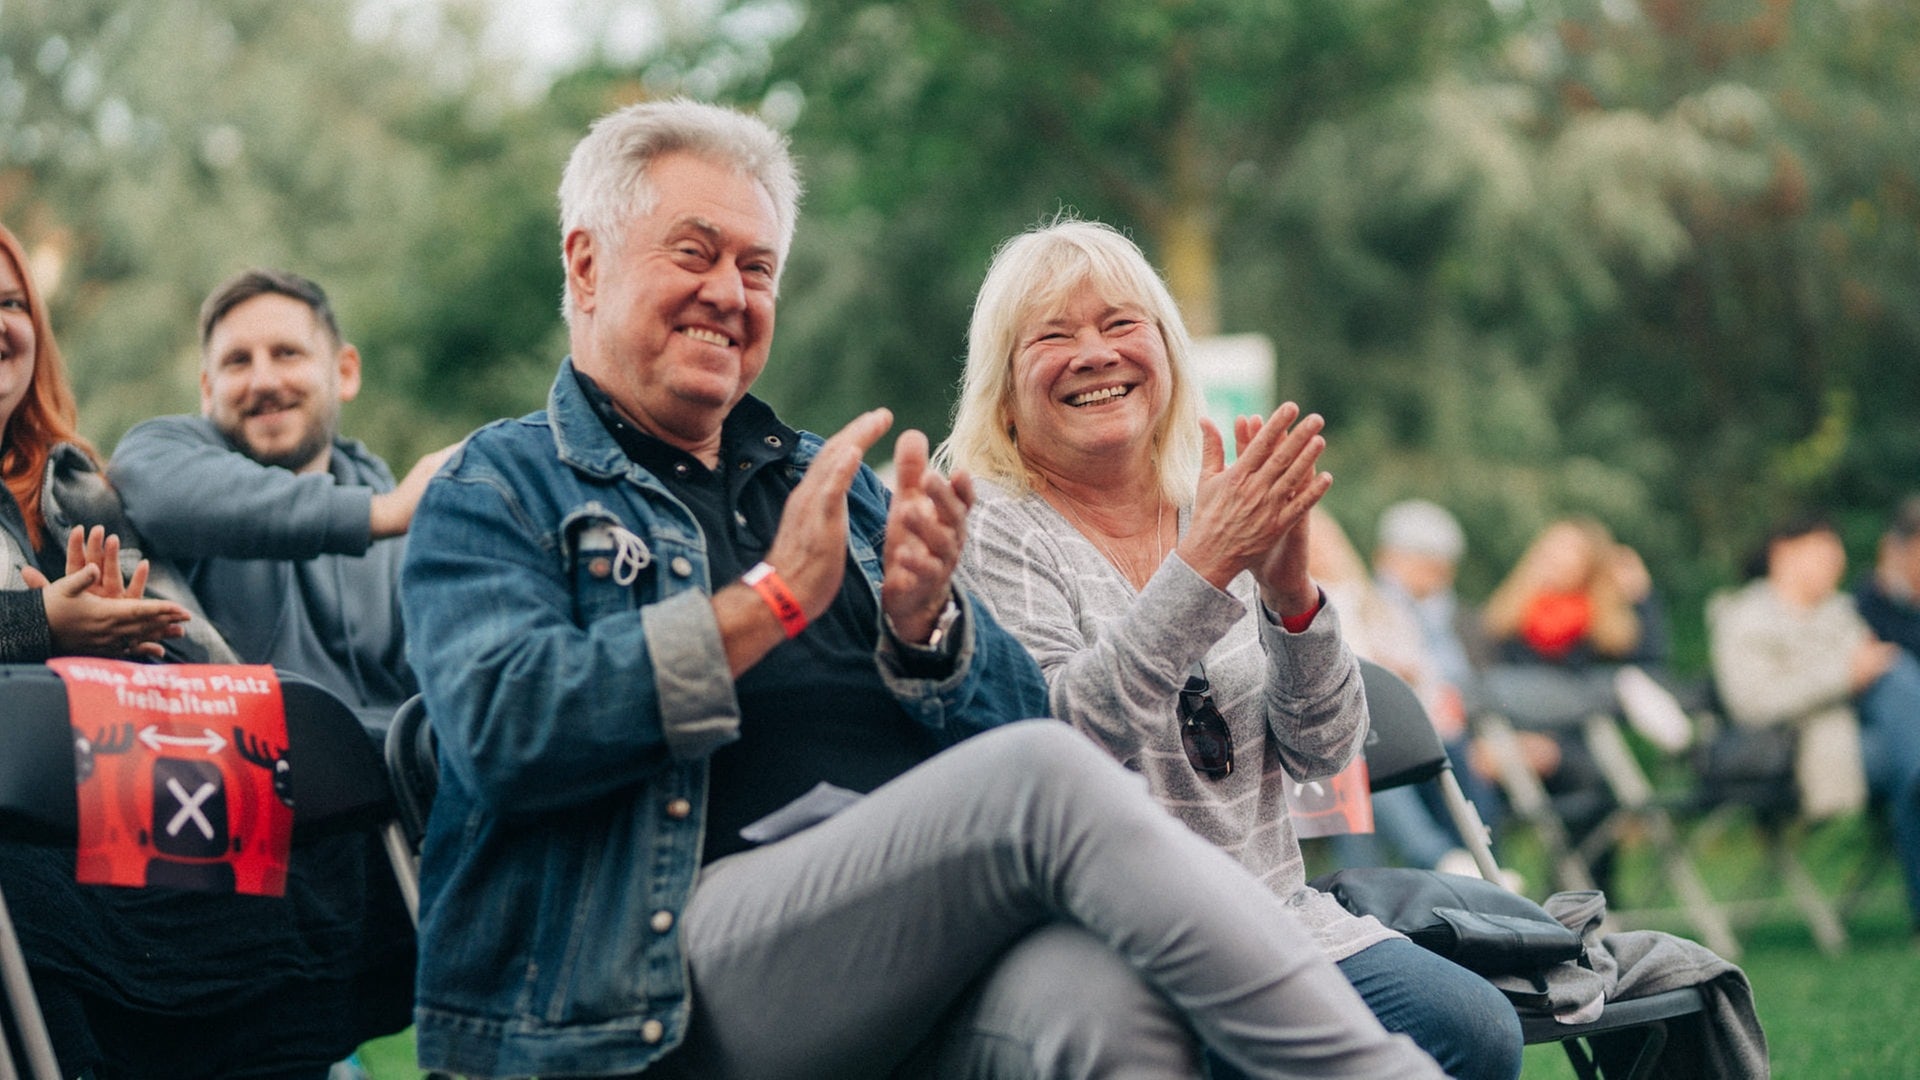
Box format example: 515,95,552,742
655,721,1440,1080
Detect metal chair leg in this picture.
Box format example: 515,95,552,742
0,880,61,1080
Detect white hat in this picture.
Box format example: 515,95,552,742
1376,499,1465,562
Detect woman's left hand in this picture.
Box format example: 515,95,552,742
1234,414,1324,618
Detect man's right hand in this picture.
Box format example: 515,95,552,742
717,408,893,674
371,440,464,539
761,408,894,617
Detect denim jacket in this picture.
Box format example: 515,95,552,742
400,361,1048,1078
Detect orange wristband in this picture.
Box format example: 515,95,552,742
743,562,807,638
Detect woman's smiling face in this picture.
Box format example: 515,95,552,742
1007,281,1173,480
0,249,38,439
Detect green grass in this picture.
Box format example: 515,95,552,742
360,812,1920,1079
1503,804,1919,1079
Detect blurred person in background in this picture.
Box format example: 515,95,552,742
951,217,1520,1080
1308,506,1506,881
1477,516,1692,891
1371,498,1510,827
1709,513,1920,934
110,268,459,730
1857,495,1920,662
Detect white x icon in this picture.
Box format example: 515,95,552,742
165,777,218,840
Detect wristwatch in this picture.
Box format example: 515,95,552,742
888,593,963,659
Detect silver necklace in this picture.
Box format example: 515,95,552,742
1053,490,1168,590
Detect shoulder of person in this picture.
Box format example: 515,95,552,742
1705,579,1776,628
112,413,223,453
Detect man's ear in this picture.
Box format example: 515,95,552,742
564,228,597,317
198,364,214,416
334,343,363,403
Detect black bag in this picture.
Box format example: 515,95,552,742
1310,867,1584,976
1696,724,1798,816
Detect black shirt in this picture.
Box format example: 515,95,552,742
575,371,942,863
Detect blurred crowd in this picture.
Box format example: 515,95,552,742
1309,493,1920,936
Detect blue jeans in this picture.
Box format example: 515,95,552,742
1210,938,1523,1080
1858,650,1920,924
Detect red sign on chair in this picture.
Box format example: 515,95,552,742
46,660,293,897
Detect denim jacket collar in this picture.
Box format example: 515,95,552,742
550,359,819,486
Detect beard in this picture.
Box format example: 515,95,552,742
217,395,339,472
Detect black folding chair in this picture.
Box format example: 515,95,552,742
382,693,437,927
1358,659,1711,1080
0,664,405,1080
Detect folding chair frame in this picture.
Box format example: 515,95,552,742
1359,661,1714,1080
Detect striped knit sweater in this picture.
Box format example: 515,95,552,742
961,478,1397,961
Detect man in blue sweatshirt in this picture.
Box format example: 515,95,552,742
111,269,458,728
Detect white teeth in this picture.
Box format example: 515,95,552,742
683,327,731,347
1068,385,1130,406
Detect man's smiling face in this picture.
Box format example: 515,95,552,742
567,152,780,458
201,292,359,473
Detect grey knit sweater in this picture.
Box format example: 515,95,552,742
962,478,1396,961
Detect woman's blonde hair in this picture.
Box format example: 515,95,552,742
935,217,1202,503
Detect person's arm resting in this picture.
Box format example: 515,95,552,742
110,417,374,560
0,589,53,662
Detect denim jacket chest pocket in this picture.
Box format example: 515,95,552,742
561,499,709,622
560,502,668,620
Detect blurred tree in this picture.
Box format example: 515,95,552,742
619,0,1501,442
0,0,562,464
1490,0,1920,606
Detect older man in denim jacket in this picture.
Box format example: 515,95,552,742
399,100,1440,1080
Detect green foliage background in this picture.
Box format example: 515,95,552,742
5,0,1918,667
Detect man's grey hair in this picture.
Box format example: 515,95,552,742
558,97,802,323
935,216,1203,504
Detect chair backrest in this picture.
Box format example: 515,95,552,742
0,664,394,843
1357,658,1450,794
0,663,400,1080
383,694,438,854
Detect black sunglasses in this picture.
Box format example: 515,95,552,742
1178,672,1234,780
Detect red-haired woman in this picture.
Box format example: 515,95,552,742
0,222,195,661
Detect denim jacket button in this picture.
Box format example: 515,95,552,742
669,556,693,577
665,797,692,819
650,909,675,934
588,557,612,579
641,1019,665,1044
